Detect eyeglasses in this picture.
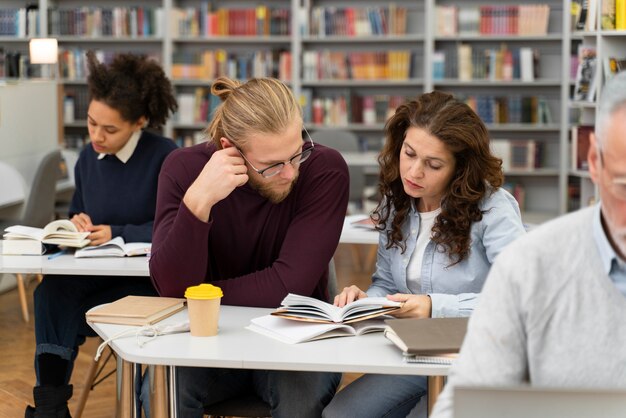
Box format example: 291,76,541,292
237,128,315,178
599,149,626,200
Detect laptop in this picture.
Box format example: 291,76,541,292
454,385,626,418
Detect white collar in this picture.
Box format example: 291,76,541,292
97,130,142,163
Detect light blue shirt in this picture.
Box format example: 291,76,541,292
366,187,526,317
592,203,626,297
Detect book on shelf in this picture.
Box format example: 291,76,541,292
490,139,541,172
571,125,593,171
601,0,616,29
573,46,597,103
271,293,402,324
86,295,186,326
74,237,151,258
247,314,388,344
384,317,469,363
3,220,90,254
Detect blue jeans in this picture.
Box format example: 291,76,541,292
165,366,341,418
322,374,427,418
33,274,157,385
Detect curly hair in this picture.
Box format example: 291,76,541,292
207,76,301,149
373,91,504,265
86,51,177,129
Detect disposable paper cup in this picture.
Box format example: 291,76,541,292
184,284,223,337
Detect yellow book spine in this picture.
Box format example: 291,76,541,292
617,0,626,29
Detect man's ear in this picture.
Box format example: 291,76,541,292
588,131,600,184
220,137,234,149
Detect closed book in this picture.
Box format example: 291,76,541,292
86,295,186,326
384,317,469,356
1,238,44,255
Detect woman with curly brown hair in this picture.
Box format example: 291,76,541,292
323,91,526,418
26,51,178,417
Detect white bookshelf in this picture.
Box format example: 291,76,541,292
2,0,611,222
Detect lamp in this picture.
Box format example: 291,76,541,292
29,38,58,79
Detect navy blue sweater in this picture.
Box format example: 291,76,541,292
69,130,177,242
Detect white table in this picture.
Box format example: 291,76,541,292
89,305,449,418
340,214,379,245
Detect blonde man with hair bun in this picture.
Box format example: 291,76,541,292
149,76,350,417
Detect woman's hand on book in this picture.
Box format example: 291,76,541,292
386,294,432,319
334,285,368,307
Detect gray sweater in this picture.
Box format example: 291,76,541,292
431,206,626,418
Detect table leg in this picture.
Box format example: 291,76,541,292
147,365,171,418
115,357,140,418
427,376,445,416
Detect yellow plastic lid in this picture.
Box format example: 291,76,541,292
184,283,223,300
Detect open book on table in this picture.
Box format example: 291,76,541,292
384,317,469,364
247,314,388,344
271,293,402,324
2,219,90,254
350,216,376,230
75,237,151,258
86,295,186,326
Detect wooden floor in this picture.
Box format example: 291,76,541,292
0,243,375,418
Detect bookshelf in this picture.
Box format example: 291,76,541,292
566,0,626,212
1,0,613,222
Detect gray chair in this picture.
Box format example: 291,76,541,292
0,149,63,322
309,129,366,211
203,258,339,418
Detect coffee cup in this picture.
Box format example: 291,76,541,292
184,283,223,337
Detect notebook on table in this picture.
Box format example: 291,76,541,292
454,385,626,418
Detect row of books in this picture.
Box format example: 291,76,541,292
57,49,161,81
572,0,626,31
176,89,221,124
302,50,413,81
435,4,550,36
48,7,163,37
490,139,543,172
171,50,291,81
172,5,290,37
433,45,539,81
462,95,553,125
0,49,34,79
308,5,408,37
0,7,39,36
301,92,409,126
63,88,90,121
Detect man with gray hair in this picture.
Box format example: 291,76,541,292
431,71,626,418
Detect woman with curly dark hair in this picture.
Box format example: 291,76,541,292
323,91,526,418
26,51,178,417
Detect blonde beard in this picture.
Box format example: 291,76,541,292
248,173,299,204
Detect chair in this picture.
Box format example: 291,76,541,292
202,259,339,418
0,149,63,322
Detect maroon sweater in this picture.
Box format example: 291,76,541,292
149,142,349,307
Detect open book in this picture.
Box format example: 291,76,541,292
3,219,90,254
384,317,469,364
75,237,151,258
86,295,186,326
247,314,387,344
271,293,402,324
350,216,376,230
